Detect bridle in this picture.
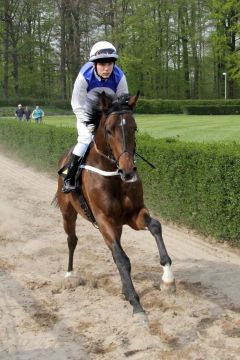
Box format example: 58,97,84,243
94,109,135,169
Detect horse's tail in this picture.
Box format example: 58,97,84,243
51,193,59,208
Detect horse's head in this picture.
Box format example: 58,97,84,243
94,92,140,183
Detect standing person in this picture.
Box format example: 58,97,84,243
62,40,129,193
15,104,25,122
24,106,32,122
32,105,44,124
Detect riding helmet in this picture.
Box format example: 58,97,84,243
89,41,118,62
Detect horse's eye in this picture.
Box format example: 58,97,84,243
106,128,112,136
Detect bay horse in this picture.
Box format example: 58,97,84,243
54,92,175,318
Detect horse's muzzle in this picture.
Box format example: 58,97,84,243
117,152,138,182
118,167,138,182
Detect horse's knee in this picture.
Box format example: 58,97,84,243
146,216,162,235
129,208,150,230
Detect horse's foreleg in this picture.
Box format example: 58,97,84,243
99,221,145,314
113,241,145,314
145,215,175,290
130,209,175,291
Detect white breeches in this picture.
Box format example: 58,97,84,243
72,121,94,157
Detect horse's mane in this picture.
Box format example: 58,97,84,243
84,92,132,129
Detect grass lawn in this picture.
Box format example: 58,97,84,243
136,114,240,143
42,113,240,144
3,113,240,143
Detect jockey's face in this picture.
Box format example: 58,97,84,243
96,62,114,79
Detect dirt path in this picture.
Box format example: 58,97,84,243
0,152,240,360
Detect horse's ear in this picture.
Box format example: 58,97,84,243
128,91,140,109
99,91,112,112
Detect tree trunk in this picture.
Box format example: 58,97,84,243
190,1,199,98
179,4,190,99
2,0,10,98
59,0,67,99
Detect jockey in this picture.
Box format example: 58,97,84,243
62,41,129,193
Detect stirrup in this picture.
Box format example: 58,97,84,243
62,180,76,193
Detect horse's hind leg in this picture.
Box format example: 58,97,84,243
60,202,78,276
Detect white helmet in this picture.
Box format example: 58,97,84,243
89,41,118,62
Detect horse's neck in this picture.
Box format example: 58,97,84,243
93,140,110,162
94,128,108,154
90,133,115,168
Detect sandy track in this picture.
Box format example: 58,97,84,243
0,152,240,360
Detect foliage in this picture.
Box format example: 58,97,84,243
137,135,240,245
0,120,76,172
1,0,240,100
183,105,240,115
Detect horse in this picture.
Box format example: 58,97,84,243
54,92,175,319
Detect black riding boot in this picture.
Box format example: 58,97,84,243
62,154,81,193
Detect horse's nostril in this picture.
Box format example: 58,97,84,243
125,173,132,180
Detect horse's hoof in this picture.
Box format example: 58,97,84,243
65,271,74,278
133,312,149,327
62,272,86,289
160,281,176,293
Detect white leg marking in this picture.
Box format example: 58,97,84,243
65,271,73,278
162,263,174,283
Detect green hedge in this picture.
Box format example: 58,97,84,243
0,119,239,245
136,99,240,114
0,120,75,172
0,98,70,109
3,97,240,114
137,136,240,245
183,105,240,115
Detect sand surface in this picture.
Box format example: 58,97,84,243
0,152,240,360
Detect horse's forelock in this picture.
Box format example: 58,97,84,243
106,94,133,115
85,92,134,128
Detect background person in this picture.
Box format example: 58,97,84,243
24,106,32,122
62,40,129,193
15,104,25,122
32,105,44,124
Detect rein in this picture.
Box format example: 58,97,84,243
93,141,117,164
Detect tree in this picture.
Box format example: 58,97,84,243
0,0,240,100
210,0,240,98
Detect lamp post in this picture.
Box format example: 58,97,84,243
222,72,227,100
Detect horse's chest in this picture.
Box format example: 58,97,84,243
121,192,135,210
122,195,134,209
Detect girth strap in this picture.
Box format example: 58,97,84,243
75,188,98,228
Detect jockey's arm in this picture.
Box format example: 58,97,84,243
71,72,89,124
116,74,129,97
